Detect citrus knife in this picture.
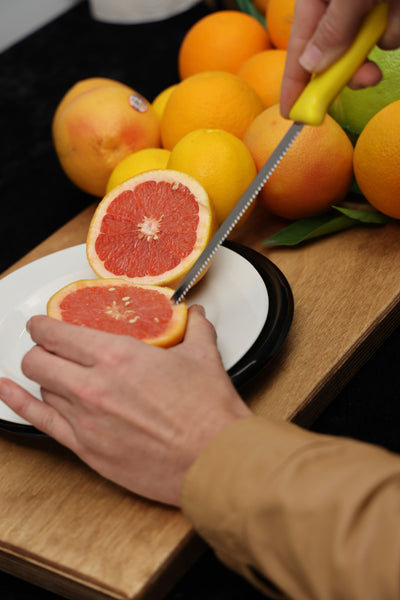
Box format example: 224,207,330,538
171,3,388,304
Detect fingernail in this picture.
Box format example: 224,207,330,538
0,381,10,399
299,44,322,72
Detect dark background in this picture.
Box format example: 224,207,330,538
1,2,399,598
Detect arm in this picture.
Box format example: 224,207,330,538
280,0,400,118
182,416,400,600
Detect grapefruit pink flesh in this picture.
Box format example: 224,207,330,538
47,279,187,348
87,169,215,286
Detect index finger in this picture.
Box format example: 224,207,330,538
280,0,325,117
27,315,132,366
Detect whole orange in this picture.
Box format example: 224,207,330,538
353,100,400,219
178,10,270,79
266,0,296,49
243,104,354,220
160,71,265,150
52,84,161,197
237,49,287,108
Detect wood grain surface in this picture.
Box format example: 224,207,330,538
0,203,400,599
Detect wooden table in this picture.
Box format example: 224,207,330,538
0,203,399,599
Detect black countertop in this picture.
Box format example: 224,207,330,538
1,2,400,599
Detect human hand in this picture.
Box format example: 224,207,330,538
0,305,251,506
280,0,400,117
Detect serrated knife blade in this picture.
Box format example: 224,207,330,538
171,122,303,304
171,3,388,304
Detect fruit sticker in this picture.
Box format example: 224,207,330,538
129,93,149,112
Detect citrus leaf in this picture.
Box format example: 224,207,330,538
332,205,394,224
263,205,392,247
235,0,266,25
263,214,355,246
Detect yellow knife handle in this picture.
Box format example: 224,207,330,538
289,2,389,125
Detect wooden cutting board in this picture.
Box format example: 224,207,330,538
0,203,399,599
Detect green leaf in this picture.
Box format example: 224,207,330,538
262,205,392,247
235,0,266,25
332,205,393,224
263,213,356,246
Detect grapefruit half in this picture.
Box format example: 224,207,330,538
47,279,187,347
86,169,215,287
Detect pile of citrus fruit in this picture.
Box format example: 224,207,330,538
48,4,400,342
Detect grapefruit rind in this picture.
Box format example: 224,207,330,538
52,85,161,197
86,169,215,287
47,278,188,348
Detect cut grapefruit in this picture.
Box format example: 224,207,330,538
86,169,215,287
47,279,187,347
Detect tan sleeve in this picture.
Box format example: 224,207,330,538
180,416,400,600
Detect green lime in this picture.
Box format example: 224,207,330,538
329,46,400,140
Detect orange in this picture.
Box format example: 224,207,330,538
266,0,295,49
106,148,171,193
167,128,257,225
160,71,265,150
243,104,354,220
52,83,161,197
178,10,270,79
353,100,400,219
87,169,216,287
47,279,187,348
237,49,287,108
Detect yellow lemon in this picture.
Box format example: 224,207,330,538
106,148,171,193
152,84,178,120
167,128,257,225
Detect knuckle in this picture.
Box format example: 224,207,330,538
316,18,344,47
76,413,98,440
70,377,103,407
70,376,114,416
38,410,58,436
100,336,134,369
21,346,39,377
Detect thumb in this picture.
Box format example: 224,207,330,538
180,304,220,360
299,0,375,73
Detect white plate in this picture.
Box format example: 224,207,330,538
0,243,269,427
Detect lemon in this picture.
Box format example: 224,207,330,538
167,128,257,225
106,148,171,193
151,84,178,121
329,46,400,139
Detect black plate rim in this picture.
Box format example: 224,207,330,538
224,241,293,387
